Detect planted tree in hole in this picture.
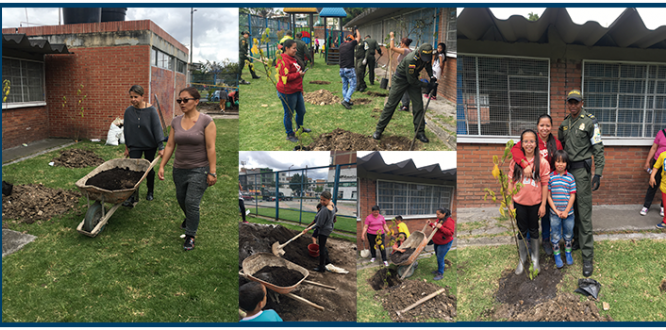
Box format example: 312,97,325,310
251,28,312,149
484,140,538,280
2,79,10,109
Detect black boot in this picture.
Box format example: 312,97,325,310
372,130,382,140
146,190,154,201
416,132,430,143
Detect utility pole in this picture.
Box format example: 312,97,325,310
188,8,197,85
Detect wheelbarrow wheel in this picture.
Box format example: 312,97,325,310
84,201,105,233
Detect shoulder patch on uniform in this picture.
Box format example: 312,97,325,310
409,64,416,68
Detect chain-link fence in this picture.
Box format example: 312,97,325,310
356,8,440,49
240,13,293,60
240,163,357,234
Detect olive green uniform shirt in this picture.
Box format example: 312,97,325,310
396,52,433,89
364,38,381,60
558,108,605,176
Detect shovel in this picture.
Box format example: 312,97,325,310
399,217,444,280
153,94,169,142
409,83,438,151
380,49,391,90
272,224,315,257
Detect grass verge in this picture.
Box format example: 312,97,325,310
245,206,356,233
245,216,356,243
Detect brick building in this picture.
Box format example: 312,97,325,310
343,7,457,102
457,8,666,208
2,20,188,149
356,151,456,250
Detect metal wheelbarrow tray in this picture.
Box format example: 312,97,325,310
392,231,428,266
241,252,309,294
74,157,160,237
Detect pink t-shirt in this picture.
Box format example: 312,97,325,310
654,130,666,160
509,155,550,206
364,214,386,235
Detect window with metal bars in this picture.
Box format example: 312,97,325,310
458,55,550,136
2,57,44,104
583,61,666,138
376,180,453,216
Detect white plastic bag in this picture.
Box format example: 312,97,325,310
106,118,124,146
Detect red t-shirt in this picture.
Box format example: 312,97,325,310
429,217,455,245
276,54,303,94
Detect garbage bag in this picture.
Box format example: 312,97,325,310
574,278,601,299
106,118,124,146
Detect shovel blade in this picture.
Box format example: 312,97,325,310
271,241,285,257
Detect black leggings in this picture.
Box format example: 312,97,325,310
644,167,663,209
318,234,329,268
239,199,246,221
128,148,156,192
515,202,540,240
366,232,387,262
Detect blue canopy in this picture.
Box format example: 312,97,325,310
319,8,347,18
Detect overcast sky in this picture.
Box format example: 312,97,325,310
239,151,332,179
1,7,238,64
357,151,456,170
459,7,666,29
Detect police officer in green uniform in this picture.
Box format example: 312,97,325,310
239,31,260,84
295,32,309,67
363,35,382,85
373,44,436,143
558,89,604,277
355,30,367,93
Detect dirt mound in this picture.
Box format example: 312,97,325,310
380,280,457,322
366,91,388,97
238,222,357,321
390,248,415,264
2,184,81,224
51,148,104,168
304,89,341,105
495,256,564,309
482,293,607,321
368,266,403,291
253,266,304,287
661,279,666,293
351,98,372,105
86,167,144,191
309,80,331,85
306,128,418,151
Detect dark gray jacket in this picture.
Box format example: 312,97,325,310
123,105,164,151
314,204,336,237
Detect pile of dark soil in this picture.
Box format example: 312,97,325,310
309,80,331,85
367,266,402,291
304,89,341,105
238,222,357,321
2,184,81,224
366,91,388,97
390,248,415,264
380,280,457,322
306,128,418,151
482,293,607,321
495,257,564,308
351,98,373,105
51,148,104,168
661,279,666,293
86,167,144,190
253,266,304,287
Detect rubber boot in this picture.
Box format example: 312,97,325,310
530,238,540,273
542,237,553,256
515,239,528,275
553,244,564,268
564,240,573,265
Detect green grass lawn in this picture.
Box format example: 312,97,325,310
356,250,458,322
457,239,666,321
239,64,448,151
2,119,239,322
246,206,356,233
245,216,356,243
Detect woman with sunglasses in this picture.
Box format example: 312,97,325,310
276,39,308,143
158,87,217,251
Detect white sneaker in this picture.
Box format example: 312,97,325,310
370,258,375,262
640,207,648,216
661,207,664,217
383,261,389,267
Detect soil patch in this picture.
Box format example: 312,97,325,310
2,184,81,225
304,89,341,105
51,148,104,168
482,293,607,321
239,222,356,321
85,167,144,190
390,248,415,264
495,256,564,310
366,91,388,97
379,280,457,322
309,80,331,85
367,266,402,291
253,266,304,287
306,128,418,151
351,98,372,105
660,279,666,293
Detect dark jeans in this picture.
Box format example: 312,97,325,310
515,202,540,240
318,234,329,268
239,199,246,222
644,168,663,209
173,167,209,237
128,148,156,193
277,91,306,136
434,241,453,274
366,232,387,262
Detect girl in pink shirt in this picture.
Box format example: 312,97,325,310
361,205,391,266
508,129,550,275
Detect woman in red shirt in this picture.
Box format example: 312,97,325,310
276,39,309,143
426,208,455,281
510,114,562,256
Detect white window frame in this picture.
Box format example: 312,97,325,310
2,56,47,109
376,179,454,219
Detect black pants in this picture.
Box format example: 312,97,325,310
318,234,329,268
366,56,376,84
515,202,540,240
366,232,386,262
239,199,246,222
128,148,156,193
644,168,663,209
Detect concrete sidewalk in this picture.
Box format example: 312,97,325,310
2,138,75,166
457,205,666,247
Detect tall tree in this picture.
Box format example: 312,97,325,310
289,173,311,197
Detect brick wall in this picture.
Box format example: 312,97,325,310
45,46,150,140
2,106,49,149
150,67,176,119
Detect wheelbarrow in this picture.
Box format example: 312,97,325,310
240,252,337,311
74,157,160,237
391,230,427,278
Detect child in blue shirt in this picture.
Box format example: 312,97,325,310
547,150,577,269
239,282,283,322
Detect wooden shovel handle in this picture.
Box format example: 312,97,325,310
303,279,337,290
398,288,446,314
285,292,325,311
279,224,315,248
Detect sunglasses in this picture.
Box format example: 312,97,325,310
176,98,196,104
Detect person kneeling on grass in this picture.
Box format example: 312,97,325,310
426,208,455,281
239,282,283,322
391,232,407,254
547,150,576,268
